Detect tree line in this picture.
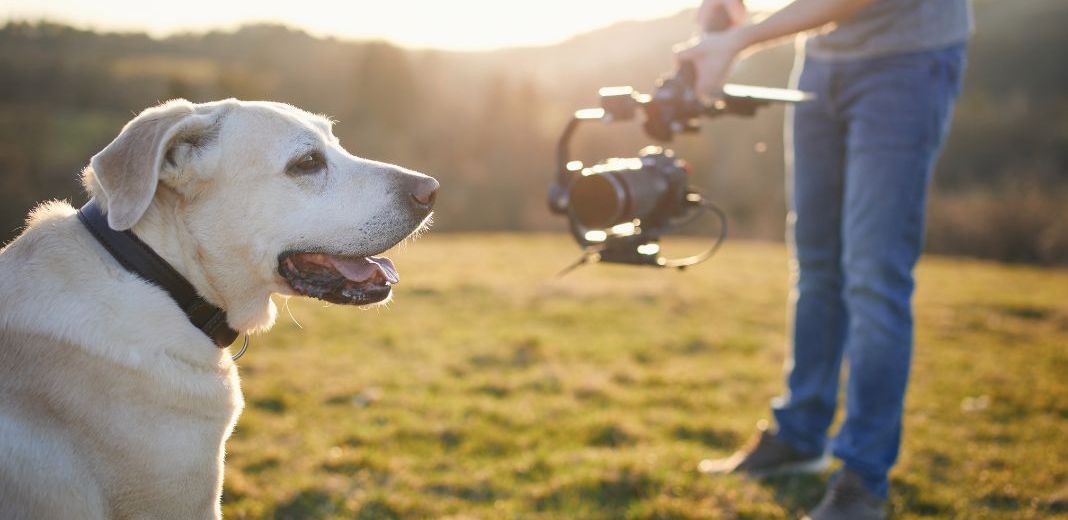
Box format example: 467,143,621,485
1,0,1065,264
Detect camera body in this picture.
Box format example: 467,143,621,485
568,147,689,231
564,146,693,266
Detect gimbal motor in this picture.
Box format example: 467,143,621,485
548,62,811,273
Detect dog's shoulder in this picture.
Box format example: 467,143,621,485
1,199,76,260
0,200,105,327
26,199,76,227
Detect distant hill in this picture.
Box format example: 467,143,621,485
0,0,1066,262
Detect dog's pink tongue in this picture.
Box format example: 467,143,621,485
327,256,399,284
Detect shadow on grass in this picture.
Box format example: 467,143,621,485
424,481,500,503
271,488,342,520
757,474,826,516
243,456,280,474
272,489,406,520
250,395,289,414
354,498,403,520
762,474,960,517
587,422,640,448
889,478,953,517
534,467,656,515
671,425,738,449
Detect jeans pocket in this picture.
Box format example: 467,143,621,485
932,44,967,98
928,45,967,147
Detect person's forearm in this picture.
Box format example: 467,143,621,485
731,0,876,53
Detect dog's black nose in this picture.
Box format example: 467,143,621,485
410,177,439,211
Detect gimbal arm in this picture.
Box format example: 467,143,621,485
552,74,811,188
549,108,604,216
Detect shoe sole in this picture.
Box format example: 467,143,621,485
745,453,832,479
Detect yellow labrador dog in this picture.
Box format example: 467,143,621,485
0,99,437,519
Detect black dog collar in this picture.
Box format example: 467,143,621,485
77,199,239,347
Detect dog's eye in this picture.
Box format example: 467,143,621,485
289,151,325,175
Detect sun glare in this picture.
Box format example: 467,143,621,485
1,0,790,50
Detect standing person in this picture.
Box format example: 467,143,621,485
675,0,971,518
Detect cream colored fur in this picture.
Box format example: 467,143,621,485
0,99,435,519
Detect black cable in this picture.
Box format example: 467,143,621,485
556,247,601,277
660,199,728,269
557,199,728,276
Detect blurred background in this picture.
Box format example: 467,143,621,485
3,2,1067,518
0,0,1065,264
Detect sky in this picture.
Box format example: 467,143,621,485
0,0,789,51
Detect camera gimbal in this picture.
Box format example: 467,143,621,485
548,61,811,274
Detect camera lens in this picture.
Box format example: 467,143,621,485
567,150,689,232
569,164,671,230
570,173,627,229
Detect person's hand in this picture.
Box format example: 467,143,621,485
697,0,747,30
674,28,748,98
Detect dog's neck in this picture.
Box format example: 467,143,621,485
130,191,277,334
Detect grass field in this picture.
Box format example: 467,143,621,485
221,234,1068,519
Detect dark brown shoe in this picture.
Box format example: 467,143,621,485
698,421,829,478
804,468,886,520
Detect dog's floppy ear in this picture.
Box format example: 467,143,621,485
89,99,221,230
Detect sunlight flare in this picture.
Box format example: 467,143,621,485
3,0,791,50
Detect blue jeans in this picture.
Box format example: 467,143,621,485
771,44,966,499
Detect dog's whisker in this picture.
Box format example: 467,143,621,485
281,296,303,330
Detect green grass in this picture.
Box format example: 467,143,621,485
221,234,1068,519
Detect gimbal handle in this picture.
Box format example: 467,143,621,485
552,80,811,198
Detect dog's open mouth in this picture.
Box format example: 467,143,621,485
278,252,399,305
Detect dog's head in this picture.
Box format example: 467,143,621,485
83,99,437,330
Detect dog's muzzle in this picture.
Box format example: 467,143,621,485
278,252,399,305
